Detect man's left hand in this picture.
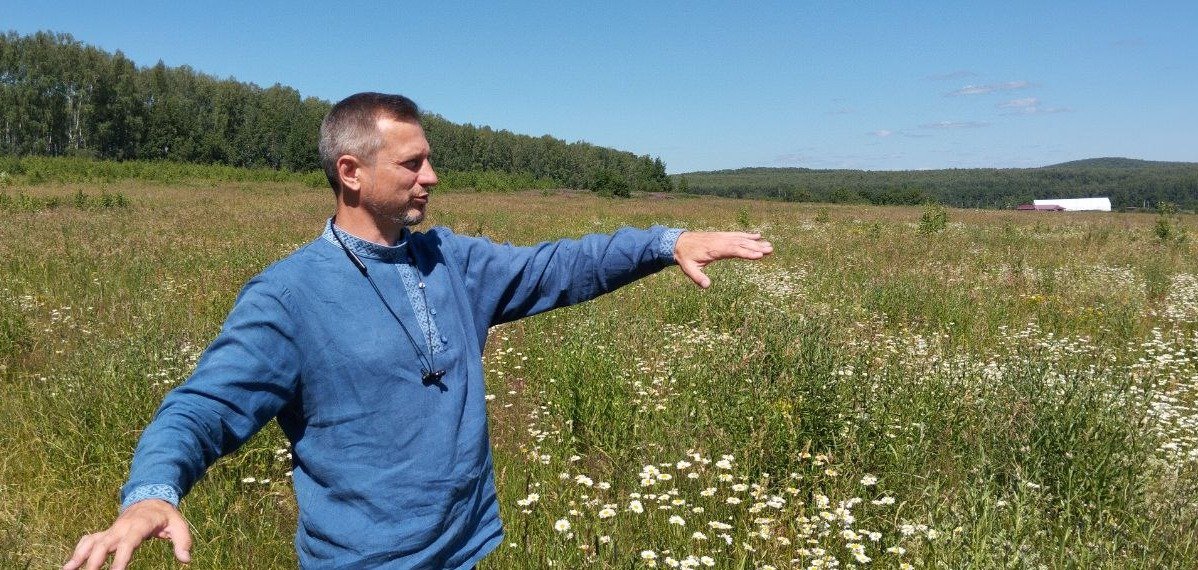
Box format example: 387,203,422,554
674,231,773,289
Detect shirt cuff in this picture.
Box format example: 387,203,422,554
656,228,686,264
120,483,180,512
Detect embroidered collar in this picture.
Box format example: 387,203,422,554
321,219,411,263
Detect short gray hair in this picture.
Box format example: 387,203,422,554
318,92,421,193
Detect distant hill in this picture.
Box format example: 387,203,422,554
675,158,1198,210
1041,157,1197,169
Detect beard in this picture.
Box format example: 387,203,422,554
362,196,426,227
400,209,425,226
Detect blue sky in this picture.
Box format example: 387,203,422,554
5,1,1196,173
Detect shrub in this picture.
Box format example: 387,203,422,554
0,192,62,213
736,206,752,230
68,190,131,211
0,295,31,362
814,207,831,223
587,168,631,198
918,202,948,234
1153,202,1187,243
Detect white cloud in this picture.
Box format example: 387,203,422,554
920,121,990,129
925,70,975,81
870,129,894,137
999,97,1039,109
947,81,1033,96
997,97,1071,115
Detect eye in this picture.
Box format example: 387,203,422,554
401,158,422,170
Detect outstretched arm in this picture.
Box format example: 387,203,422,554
674,231,773,288
64,278,301,569
447,226,685,327
62,500,191,570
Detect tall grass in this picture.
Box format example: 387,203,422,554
1,182,1196,568
0,156,561,193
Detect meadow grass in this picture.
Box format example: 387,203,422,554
1,182,1196,568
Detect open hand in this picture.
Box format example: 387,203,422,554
674,231,773,288
63,500,192,570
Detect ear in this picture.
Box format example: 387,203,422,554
336,155,365,193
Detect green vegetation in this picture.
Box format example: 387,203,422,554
2,182,1197,568
917,202,948,234
0,154,570,194
0,155,325,187
0,30,671,193
0,187,129,214
1154,202,1188,244
587,167,633,197
677,159,1198,210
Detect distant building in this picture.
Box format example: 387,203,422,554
1032,197,1112,211
1017,204,1065,211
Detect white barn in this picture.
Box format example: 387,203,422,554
1033,197,1112,212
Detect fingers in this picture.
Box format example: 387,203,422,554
725,234,772,258
110,540,136,570
163,516,193,562
680,232,772,261
84,535,113,570
749,237,773,253
731,241,771,259
679,259,711,289
62,533,95,570
64,529,151,570
63,501,189,570
672,230,772,288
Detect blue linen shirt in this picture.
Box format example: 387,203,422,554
121,222,683,568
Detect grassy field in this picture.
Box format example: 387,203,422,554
2,181,1197,569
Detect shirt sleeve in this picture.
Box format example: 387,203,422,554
444,225,684,327
120,483,180,511
120,277,302,509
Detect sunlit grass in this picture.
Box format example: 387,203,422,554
2,181,1197,568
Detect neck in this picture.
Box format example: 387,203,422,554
332,206,403,246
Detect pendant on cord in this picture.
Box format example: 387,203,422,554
422,369,447,385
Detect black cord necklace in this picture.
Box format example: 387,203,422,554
328,217,447,385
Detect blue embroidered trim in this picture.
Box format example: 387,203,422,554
323,220,444,353
396,264,446,354
121,483,180,512
321,220,410,262
657,228,685,263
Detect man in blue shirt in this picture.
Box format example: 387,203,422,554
64,93,772,570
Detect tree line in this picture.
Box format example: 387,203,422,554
675,159,1198,210
0,31,671,194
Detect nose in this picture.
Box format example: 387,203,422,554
420,159,438,188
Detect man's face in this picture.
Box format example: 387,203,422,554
356,117,438,228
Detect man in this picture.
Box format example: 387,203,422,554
64,92,772,569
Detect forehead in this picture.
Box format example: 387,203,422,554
375,116,429,156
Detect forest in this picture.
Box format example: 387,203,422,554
5,30,1194,207
0,31,671,194
675,158,1198,210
